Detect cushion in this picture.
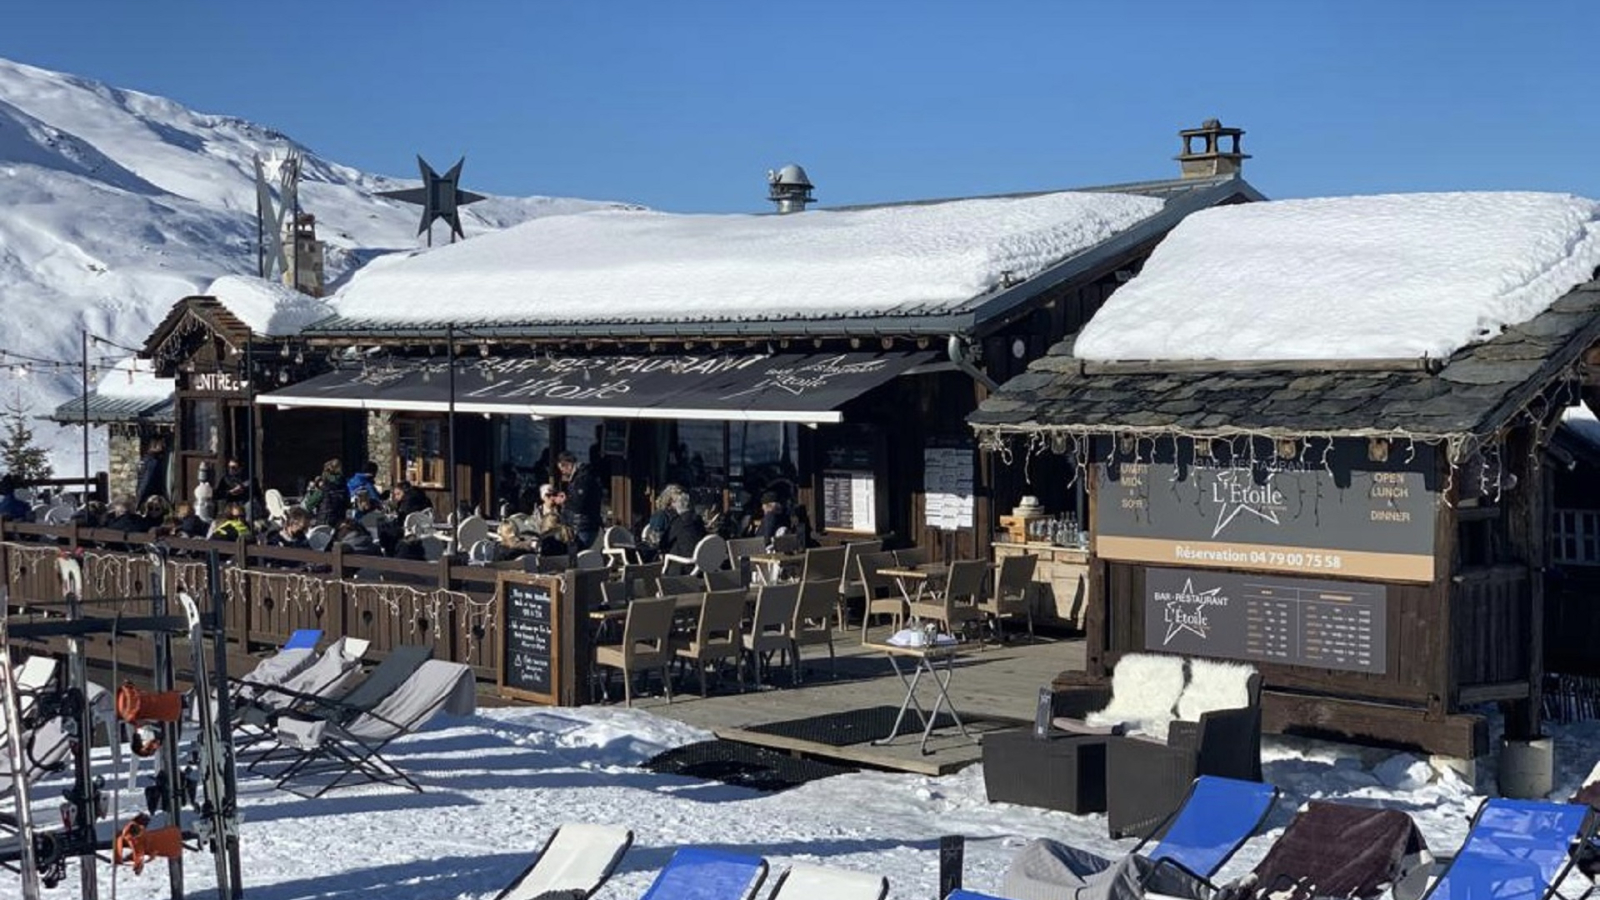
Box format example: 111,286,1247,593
1176,658,1255,723
1052,717,1126,736
1085,653,1185,740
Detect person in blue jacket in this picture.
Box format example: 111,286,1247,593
346,460,381,505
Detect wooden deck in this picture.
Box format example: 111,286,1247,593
610,628,1085,776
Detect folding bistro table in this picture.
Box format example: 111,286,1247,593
862,639,971,755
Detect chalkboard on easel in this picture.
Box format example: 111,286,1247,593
498,572,563,704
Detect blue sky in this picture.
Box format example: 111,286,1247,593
3,2,1596,212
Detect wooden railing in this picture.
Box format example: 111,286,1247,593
0,521,501,681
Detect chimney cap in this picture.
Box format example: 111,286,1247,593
1179,118,1245,139
767,163,813,189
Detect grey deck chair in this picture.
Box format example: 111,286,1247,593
494,823,634,900
767,862,889,899
272,659,475,796
243,640,418,768
235,637,370,758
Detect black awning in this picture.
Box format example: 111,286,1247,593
258,351,937,424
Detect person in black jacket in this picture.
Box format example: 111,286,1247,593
556,451,602,550
661,493,706,560
134,438,168,505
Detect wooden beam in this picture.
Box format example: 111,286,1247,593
1262,691,1487,759
1456,681,1531,705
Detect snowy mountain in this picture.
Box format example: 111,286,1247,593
0,56,630,476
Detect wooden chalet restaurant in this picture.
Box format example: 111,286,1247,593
11,122,1600,773
969,190,1600,764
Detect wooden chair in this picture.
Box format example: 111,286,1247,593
594,596,677,707
790,579,838,682
672,589,746,696
855,550,903,641
742,582,798,686
908,558,986,637
980,553,1038,642
837,540,883,631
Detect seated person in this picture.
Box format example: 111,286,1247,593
493,520,535,562
103,496,150,533
266,508,312,549
334,520,380,555
208,503,252,541
345,460,381,505
389,480,432,518
755,491,791,549
662,494,706,560
167,500,208,539
536,510,574,558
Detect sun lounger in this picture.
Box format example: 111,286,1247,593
1422,798,1595,900
231,629,323,707
946,892,1008,900
766,862,888,899
494,823,633,900
638,846,768,900
235,636,370,757
272,658,475,796
1004,775,1278,900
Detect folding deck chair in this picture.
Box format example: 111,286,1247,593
1201,800,1432,900
494,823,634,900
234,636,371,758
638,846,769,900
272,658,476,797
1004,775,1279,900
1422,798,1596,900
766,862,888,899
230,629,322,707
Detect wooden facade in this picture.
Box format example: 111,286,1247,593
971,280,1600,758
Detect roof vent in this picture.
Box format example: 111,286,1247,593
766,163,815,213
1176,118,1249,179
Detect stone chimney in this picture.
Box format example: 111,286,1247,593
1176,119,1249,179
283,211,326,297
766,164,815,213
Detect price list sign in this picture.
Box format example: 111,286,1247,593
1144,567,1386,674
498,572,563,703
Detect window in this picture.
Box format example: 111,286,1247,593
1553,509,1600,565
184,399,220,454
671,420,727,514
395,416,446,487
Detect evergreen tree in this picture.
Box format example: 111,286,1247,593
1,393,53,482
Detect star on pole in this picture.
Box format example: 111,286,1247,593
376,156,487,245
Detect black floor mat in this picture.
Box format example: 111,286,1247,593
644,740,856,792
744,704,957,746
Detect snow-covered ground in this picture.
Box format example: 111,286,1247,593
41,703,1597,900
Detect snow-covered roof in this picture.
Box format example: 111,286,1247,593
329,191,1167,327
1074,192,1600,362
1562,403,1600,452
95,356,172,400
203,274,335,337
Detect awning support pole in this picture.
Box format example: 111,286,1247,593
447,322,457,521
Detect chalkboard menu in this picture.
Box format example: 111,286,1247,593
498,572,563,703
822,469,877,533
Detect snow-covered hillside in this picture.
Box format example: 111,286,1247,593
0,56,630,476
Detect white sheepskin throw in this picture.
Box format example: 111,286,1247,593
1177,658,1256,723
1085,653,1185,739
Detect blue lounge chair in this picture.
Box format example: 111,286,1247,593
1424,798,1597,900
946,892,1007,900
638,847,768,900
1003,775,1279,900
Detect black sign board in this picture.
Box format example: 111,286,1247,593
1143,567,1387,674
1096,436,1437,583
498,572,563,703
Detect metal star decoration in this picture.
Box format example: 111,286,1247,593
376,155,487,245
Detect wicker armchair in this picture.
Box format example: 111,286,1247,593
1105,669,1263,839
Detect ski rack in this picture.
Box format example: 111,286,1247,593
0,547,244,900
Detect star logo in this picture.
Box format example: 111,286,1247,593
1210,469,1283,538
1164,578,1223,645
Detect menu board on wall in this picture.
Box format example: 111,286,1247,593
498,572,563,703
1143,567,1387,674
923,443,975,531
823,469,877,533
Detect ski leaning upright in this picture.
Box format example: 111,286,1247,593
176,591,240,899
0,593,44,900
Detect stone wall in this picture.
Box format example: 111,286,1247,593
367,411,395,482
108,425,142,501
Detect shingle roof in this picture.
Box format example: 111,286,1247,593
969,281,1600,451
49,393,173,425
